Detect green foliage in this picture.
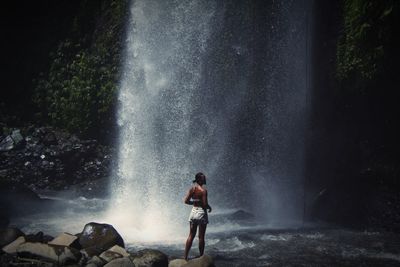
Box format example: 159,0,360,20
337,0,396,81
34,0,127,137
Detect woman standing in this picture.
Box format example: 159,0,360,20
183,172,212,260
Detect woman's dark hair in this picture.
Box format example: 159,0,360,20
193,172,206,184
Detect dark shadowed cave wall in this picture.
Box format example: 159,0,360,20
307,0,400,231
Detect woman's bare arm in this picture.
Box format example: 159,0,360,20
183,188,193,205
202,189,211,212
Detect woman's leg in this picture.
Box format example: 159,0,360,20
198,223,207,256
184,223,197,260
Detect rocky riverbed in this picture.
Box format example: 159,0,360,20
0,222,214,267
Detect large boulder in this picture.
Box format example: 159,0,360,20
183,255,215,267
0,227,24,247
130,249,168,267
78,222,124,257
17,242,81,265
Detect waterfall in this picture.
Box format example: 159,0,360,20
107,0,311,242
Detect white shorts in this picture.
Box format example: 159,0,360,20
188,206,208,225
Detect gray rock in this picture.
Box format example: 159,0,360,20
17,242,81,265
43,131,58,145
48,232,79,248
130,249,168,267
182,255,215,267
0,227,24,247
86,255,106,267
100,250,123,263
169,259,188,267
0,135,14,151
0,130,25,151
2,236,25,254
98,245,130,263
78,222,124,257
11,130,24,147
107,245,130,257
104,257,135,267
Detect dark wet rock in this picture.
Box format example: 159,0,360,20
104,257,135,267
17,242,81,265
0,227,25,247
78,222,124,257
43,234,54,244
130,249,168,267
182,255,215,267
25,231,45,243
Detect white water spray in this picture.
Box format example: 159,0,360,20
106,0,311,243
106,0,218,243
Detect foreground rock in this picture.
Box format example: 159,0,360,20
79,222,125,257
104,257,135,267
2,236,26,254
0,222,215,267
0,227,24,247
17,242,81,265
130,249,168,267
48,233,79,248
183,255,215,267
169,259,188,267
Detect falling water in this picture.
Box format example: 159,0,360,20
107,0,311,242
